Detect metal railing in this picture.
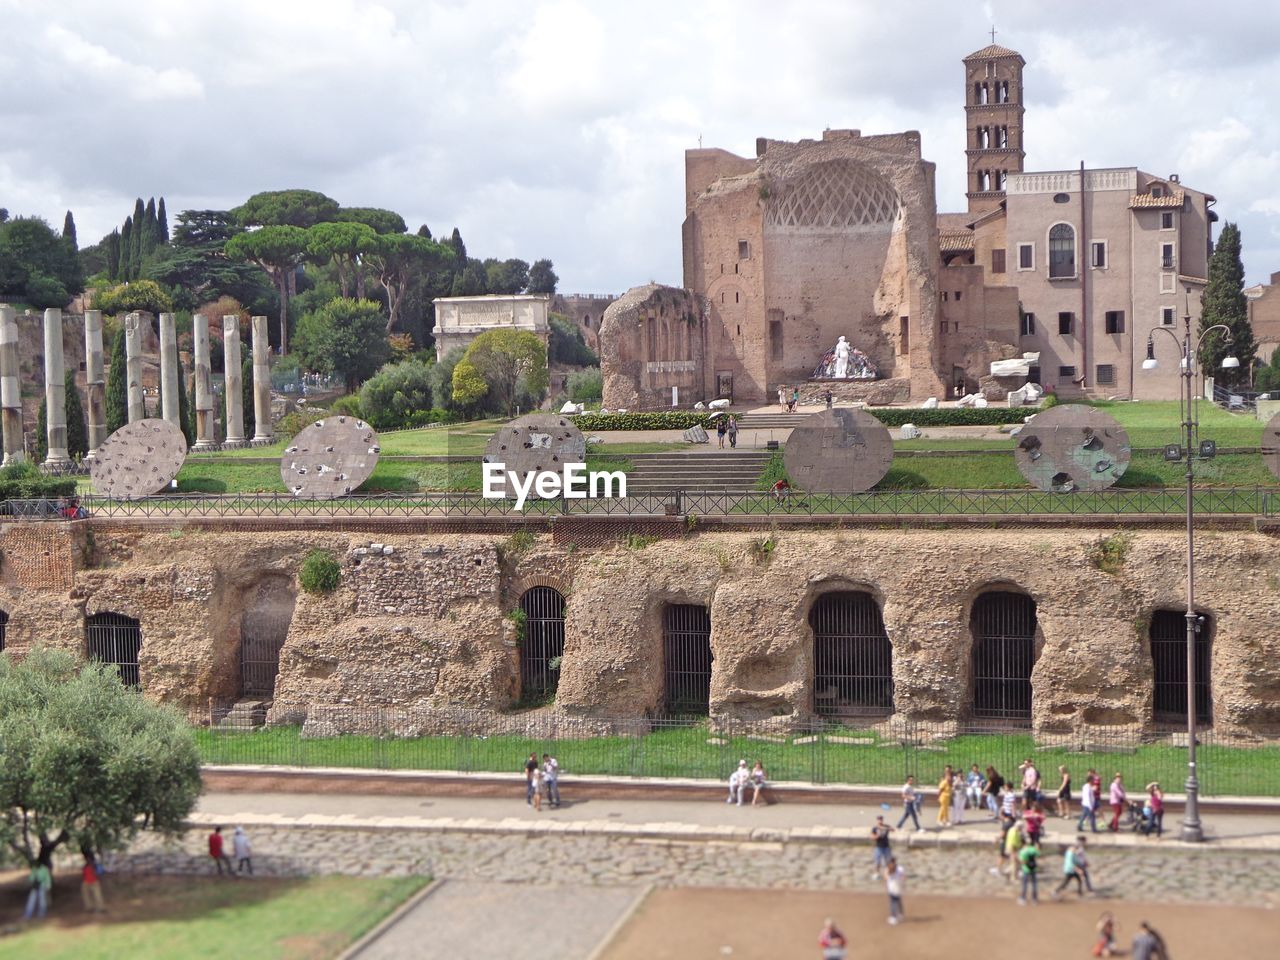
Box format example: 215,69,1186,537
191,708,1280,797
2,486,1275,522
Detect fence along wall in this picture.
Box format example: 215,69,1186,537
1,523,1279,739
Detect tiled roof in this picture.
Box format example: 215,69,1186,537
1129,189,1185,209
937,212,976,232
964,44,1023,61
940,234,975,252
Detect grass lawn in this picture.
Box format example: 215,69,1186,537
0,873,426,960
194,724,1278,798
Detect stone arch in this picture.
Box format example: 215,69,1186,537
765,159,902,230
239,575,297,700
1048,221,1076,278
86,611,142,688
0,608,7,654
802,578,891,719
1149,608,1213,726
662,602,712,717
519,585,565,703
967,586,1040,723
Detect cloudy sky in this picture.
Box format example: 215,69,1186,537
3,0,1280,293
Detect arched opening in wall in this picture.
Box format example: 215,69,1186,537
810,591,893,718
520,587,565,704
1150,609,1212,726
662,604,712,717
970,592,1037,722
240,578,297,700
86,612,142,688
0,609,7,653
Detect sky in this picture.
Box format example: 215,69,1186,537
3,0,1280,294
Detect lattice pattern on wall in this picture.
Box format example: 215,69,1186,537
766,160,901,229
0,525,75,592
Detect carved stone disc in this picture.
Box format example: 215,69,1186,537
281,417,380,499
1014,403,1131,492
90,418,188,499
483,414,586,499
783,408,894,493
1262,411,1280,482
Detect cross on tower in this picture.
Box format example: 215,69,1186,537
990,25,997,44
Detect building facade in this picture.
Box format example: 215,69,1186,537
432,294,551,361
1246,272,1280,365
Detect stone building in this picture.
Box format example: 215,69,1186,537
1246,272,1280,365
551,292,617,353
431,294,551,361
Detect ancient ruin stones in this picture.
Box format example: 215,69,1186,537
90,418,188,499
1014,403,1131,493
483,413,586,499
1262,411,1280,482
281,417,380,499
783,408,894,493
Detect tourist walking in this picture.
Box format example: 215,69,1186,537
233,826,253,875
81,853,105,913
1130,920,1169,960
824,389,833,409
998,780,1018,827
896,775,922,831
1108,773,1127,832
818,917,848,960
1143,782,1164,837
1023,801,1046,846
716,417,727,448
726,415,739,448
1054,835,1094,898
749,759,768,806
1020,757,1041,809
1078,773,1100,833
1016,836,1041,905
1055,765,1072,819
983,766,1004,817
870,815,894,874
936,765,954,828
727,759,748,805
997,819,1023,880
790,387,799,412
542,754,561,808
524,752,539,805
951,767,967,825
883,856,906,925
208,826,233,876
24,861,52,920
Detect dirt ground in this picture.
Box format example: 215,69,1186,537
599,887,1276,960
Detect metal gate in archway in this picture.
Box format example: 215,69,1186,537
520,587,565,701
0,609,7,654
971,591,1037,722
663,604,712,717
1151,609,1213,725
811,592,894,717
86,612,142,688
241,609,293,698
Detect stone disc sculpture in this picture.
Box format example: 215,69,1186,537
783,408,894,493
1014,403,1131,493
483,413,586,499
1262,411,1280,482
90,418,188,499
281,417,380,499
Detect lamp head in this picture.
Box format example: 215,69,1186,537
1221,354,1240,370
1142,338,1158,370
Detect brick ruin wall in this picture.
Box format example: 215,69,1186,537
599,284,705,409
1,521,1279,739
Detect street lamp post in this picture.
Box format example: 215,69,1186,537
1141,289,1238,843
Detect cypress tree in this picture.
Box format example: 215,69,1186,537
129,198,145,276
448,227,466,263
242,356,255,440
144,197,158,253
186,362,198,442
105,229,120,280
1198,222,1257,389
65,371,88,458
34,396,47,462
62,210,78,249
119,218,133,280
105,326,128,432
157,197,169,244
177,365,193,446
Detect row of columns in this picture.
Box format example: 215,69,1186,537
0,305,274,467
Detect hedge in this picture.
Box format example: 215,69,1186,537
574,412,713,431
0,462,77,500
573,406,1038,432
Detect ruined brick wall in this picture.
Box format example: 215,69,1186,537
599,284,706,409
551,294,617,353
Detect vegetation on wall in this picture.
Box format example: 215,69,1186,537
299,549,341,594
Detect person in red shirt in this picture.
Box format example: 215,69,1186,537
208,826,233,876
818,917,847,959
81,853,105,913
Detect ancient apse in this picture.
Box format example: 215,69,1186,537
601,129,947,408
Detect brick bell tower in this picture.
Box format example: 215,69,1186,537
964,37,1026,215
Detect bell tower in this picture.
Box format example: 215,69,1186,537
964,37,1026,215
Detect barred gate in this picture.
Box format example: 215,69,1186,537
811,592,894,717
0,609,7,653
1151,609,1213,724
520,587,565,701
86,612,142,688
971,592,1036,722
662,604,712,717
241,609,293,698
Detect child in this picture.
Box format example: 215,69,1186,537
530,762,544,811
966,764,987,810
883,857,906,925
1093,913,1119,957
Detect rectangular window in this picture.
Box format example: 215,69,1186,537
1020,312,1036,337
955,291,963,301
1017,243,1034,270
991,248,1006,273
738,240,751,259
769,320,783,360
1161,243,1176,270
1161,306,1175,326
1160,273,1176,294
1059,365,1076,379
1090,240,1107,269
1104,310,1125,334
1096,364,1116,386
942,291,949,301
1058,312,1073,336
899,316,910,355
1161,211,1175,230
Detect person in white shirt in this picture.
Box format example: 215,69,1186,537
541,754,561,808
727,759,748,806
1077,777,1100,833
883,857,906,925
896,776,921,831
232,826,253,876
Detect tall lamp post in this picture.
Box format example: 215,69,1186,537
1140,288,1238,843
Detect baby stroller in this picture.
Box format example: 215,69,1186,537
1125,799,1149,832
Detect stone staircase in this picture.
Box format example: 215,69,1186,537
732,411,809,432
216,698,271,729
622,451,773,493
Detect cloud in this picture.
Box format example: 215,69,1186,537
44,24,204,101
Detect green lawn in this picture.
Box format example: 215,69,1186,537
0,874,426,960
194,724,1277,798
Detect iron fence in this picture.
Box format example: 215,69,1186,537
1,486,1276,521
191,707,1280,798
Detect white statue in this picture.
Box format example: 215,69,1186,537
833,336,851,379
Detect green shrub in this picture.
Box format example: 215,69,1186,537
0,461,77,500
867,407,1037,427
276,406,329,440
359,359,433,430
94,279,173,316
1089,533,1132,575
549,315,597,367
298,549,341,594
574,412,713,431
330,394,363,418
567,367,602,403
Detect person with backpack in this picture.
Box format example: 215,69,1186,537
1017,835,1041,905
716,417,728,449
24,861,52,920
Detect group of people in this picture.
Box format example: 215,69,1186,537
21,851,106,922
714,414,739,448
524,752,561,810
777,385,801,412
726,759,770,806
208,825,254,876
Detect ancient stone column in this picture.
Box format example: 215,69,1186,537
42,308,72,468
192,313,216,450
0,305,24,465
158,312,180,428
84,309,107,456
223,315,246,447
125,312,145,423
251,315,273,443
